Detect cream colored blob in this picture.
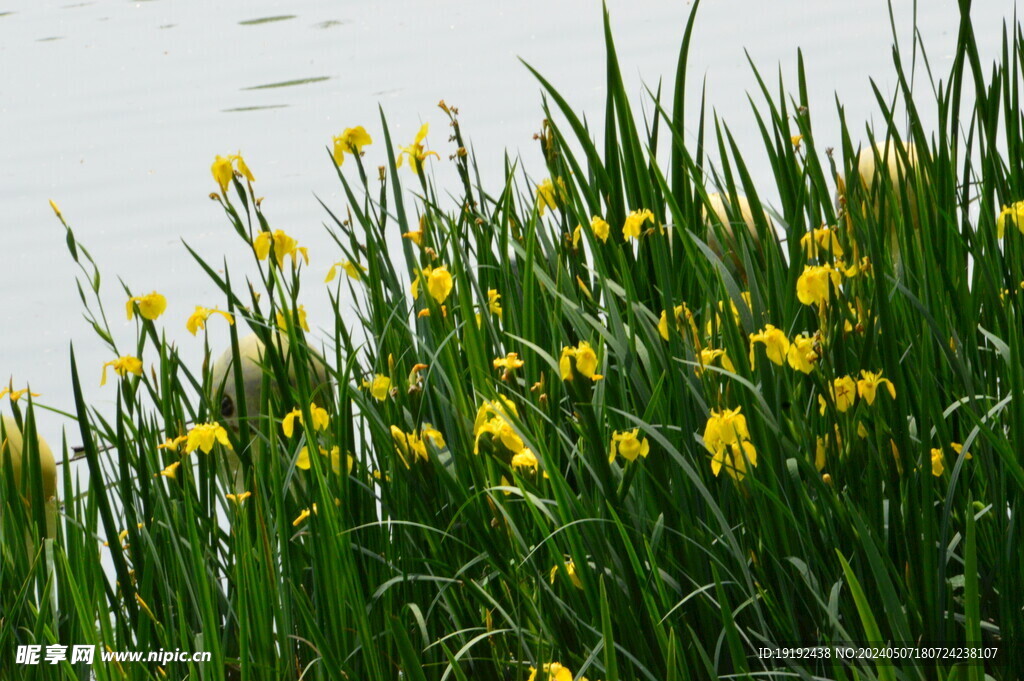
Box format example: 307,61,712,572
855,141,918,191
210,332,330,428
838,140,920,233
209,332,331,487
1,414,57,503
701,192,771,276
2,414,58,540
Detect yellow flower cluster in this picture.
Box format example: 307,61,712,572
211,152,255,194
254,229,308,269
527,662,589,681
928,442,968,477
297,445,353,475
276,305,310,333
800,226,844,258
185,422,232,454
703,407,757,481
281,403,330,438
473,396,535,461
695,348,734,376
225,490,251,505
559,341,603,382
391,425,445,468
572,215,611,246
748,325,821,374
818,370,896,414
536,177,566,216
658,303,698,342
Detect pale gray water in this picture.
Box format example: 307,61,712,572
0,0,1018,461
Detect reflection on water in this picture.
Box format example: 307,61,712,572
0,0,1018,479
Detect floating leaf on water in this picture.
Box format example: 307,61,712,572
222,104,289,113
239,15,296,26
241,76,329,91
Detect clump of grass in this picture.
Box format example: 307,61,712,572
2,3,1023,679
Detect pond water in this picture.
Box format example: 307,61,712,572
0,0,1017,464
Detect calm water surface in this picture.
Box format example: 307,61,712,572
0,0,1017,458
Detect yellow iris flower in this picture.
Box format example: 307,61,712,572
800,226,844,258
622,208,654,240
786,333,819,373
126,292,167,321
658,303,698,342
711,440,758,480
332,126,372,166
536,177,566,216
549,558,583,589
589,215,610,242
0,385,40,403
819,375,857,414
185,306,234,336
100,355,143,386
857,370,896,405
157,435,187,451
703,407,749,453
281,403,330,438
253,230,307,269
696,348,735,376
325,260,366,283
528,662,578,681
397,123,439,174
608,429,650,463
410,265,454,304
158,461,181,479
796,264,843,307
487,289,503,317
749,324,790,367
996,200,1024,239
292,507,313,526
297,445,353,475
362,374,391,401
184,422,232,454
426,266,454,304
510,449,538,470
211,152,255,193
559,341,603,382
275,305,310,333
493,352,524,380
391,426,431,467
